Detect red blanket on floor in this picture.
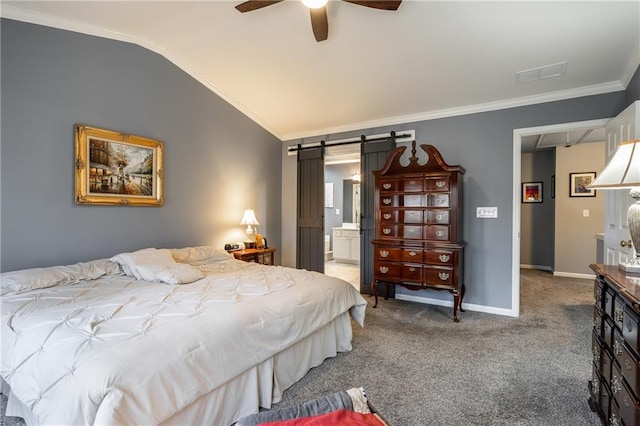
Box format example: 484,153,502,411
260,409,386,426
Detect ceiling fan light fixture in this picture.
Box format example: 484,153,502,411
302,0,328,9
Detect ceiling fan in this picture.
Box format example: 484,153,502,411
235,0,402,42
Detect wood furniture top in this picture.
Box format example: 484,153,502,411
590,263,640,313
232,247,276,265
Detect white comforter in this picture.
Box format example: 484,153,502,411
1,258,366,425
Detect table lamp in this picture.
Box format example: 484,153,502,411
588,139,640,272
240,209,259,248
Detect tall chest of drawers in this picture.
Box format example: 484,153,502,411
589,264,640,425
371,141,466,322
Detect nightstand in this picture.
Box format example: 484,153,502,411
232,247,276,265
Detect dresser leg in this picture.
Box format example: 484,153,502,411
452,290,460,322
372,280,378,308
459,284,466,313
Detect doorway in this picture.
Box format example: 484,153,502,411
324,147,361,290
512,118,609,316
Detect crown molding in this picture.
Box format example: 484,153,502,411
282,80,626,140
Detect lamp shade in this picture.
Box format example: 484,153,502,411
240,209,259,226
589,139,640,189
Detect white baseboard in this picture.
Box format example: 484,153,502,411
552,271,594,280
394,294,518,318
520,264,553,272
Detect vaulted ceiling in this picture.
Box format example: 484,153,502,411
2,1,639,141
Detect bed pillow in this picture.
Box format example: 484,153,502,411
155,264,205,284
109,248,177,281
0,258,118,295
170,246,233,265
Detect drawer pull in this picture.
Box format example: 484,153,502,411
383,198,392,205
593,346,600,364
611,376,621,395
409,180,416,185
409,267,416,272
614,340,623,356
624,395,631,408
383,213,392,220
436,214,445,221
436,180,446,188
379,266,389,274
593,378,600,396
438,272,450,281
436,230,445,237
409,251,417,256
615,306,624,322
380,250,389,258
610,414,620,426
439,254,450,262
383,228,392,235
625,358,633,372
626,318,634,333
383,183,392,190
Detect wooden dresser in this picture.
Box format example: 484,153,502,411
371,141,466,322
589,264,640,425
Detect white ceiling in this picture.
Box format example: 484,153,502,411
2,1,639,141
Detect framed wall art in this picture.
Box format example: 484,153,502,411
74,124,164,206
522,182,543,203
569,172,596,197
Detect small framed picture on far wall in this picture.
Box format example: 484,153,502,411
569,172,596,197
522,182,543,203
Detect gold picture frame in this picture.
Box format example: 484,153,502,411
74,124,164,206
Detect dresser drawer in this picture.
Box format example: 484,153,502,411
618,335,640,398
425,177,450,191
604,317,615,350
594,279,604,310
594,330,613,384
615,297,626,331
592,365,612,423
401,264,423,282
605,287,615,320
380,210,397,222
424,250,454,266
423,267,454,287
380,180,398,192
425,209,449,224
401,249,423,262
623,306,640,355
401,209,424,224
401,194,423,207
374,262,401,280
425,225,449,241
380,195,398,207
375,247,401,261
401,178,423,192
426,193,449,207
379,225,424,239
613,363,640,426
594,306,603,339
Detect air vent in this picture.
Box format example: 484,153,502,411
517,61,567,84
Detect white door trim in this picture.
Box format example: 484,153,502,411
511,118,610,318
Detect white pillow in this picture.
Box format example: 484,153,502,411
110,248,177,281
170,246,233,265
0,258,117,295
155,264,205,284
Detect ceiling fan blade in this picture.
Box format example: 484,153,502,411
310,6,328,42
341,0,402,11
235,0,284,13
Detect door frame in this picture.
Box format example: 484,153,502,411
511,118,610,317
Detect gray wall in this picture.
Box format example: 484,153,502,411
281,92,627,311
628,67,640,106
520,150,555,270
1,19,282,272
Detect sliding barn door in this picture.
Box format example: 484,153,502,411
360,139,395,295
297,146,325,272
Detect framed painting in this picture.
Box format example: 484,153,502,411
570,172,596,197
74,124,164,206
522,182,543,203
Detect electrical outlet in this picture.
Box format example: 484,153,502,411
583,209,589,217
336,208,340,215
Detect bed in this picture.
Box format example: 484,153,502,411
0,246,367,425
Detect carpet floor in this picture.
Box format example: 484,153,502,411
0,269,600,425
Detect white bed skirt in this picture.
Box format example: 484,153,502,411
2,311,354,426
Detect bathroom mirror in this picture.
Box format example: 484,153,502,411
342,180,361,224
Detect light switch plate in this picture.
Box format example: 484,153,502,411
477,207,498,218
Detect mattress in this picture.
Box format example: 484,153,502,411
0,248,367,425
